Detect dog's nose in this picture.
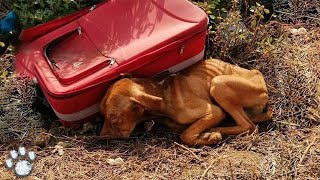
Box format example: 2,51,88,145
100,129,111,136
100,128,118,137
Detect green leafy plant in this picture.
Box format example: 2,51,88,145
193,0,231,57
193,0,231,31
11,0,103,29
205,1,272,62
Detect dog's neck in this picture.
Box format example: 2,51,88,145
132,78,165,97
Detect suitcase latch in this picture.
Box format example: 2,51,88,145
90,5,97,12
180,45,185,55
109,58,116,67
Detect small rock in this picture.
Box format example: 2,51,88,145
107,159,116,165
290,27,307,36
107,157,124,166
114,157,124,165
57,149,64,156
52,142,65,156
82,122,94,134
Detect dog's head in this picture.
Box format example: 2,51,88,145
100,78,163,138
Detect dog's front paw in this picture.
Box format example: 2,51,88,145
201,131,222,144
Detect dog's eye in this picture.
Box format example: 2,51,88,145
109,114,120,124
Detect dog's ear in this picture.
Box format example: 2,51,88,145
130,93,163,111
100,93,108,116
100,84,115,116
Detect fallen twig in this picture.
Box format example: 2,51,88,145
298,137,318,165
200,155,230,180
273,120,300,127
295,136,318,177
173,142,202,162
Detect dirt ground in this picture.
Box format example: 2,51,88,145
0,2,320,180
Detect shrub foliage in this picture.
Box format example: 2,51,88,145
11,0,103,29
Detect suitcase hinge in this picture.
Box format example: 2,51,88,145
78,27,82,37
180,45,185,55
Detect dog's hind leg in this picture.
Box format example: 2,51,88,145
180,105,226,146
209,74,269,135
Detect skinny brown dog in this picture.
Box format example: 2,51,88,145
100,59,272,146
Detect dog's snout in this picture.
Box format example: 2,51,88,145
100,121,123,138
100,127,110,136
100,120,113,137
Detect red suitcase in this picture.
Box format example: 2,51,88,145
15,0,208,126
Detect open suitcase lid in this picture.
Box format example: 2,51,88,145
45,0,207,85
